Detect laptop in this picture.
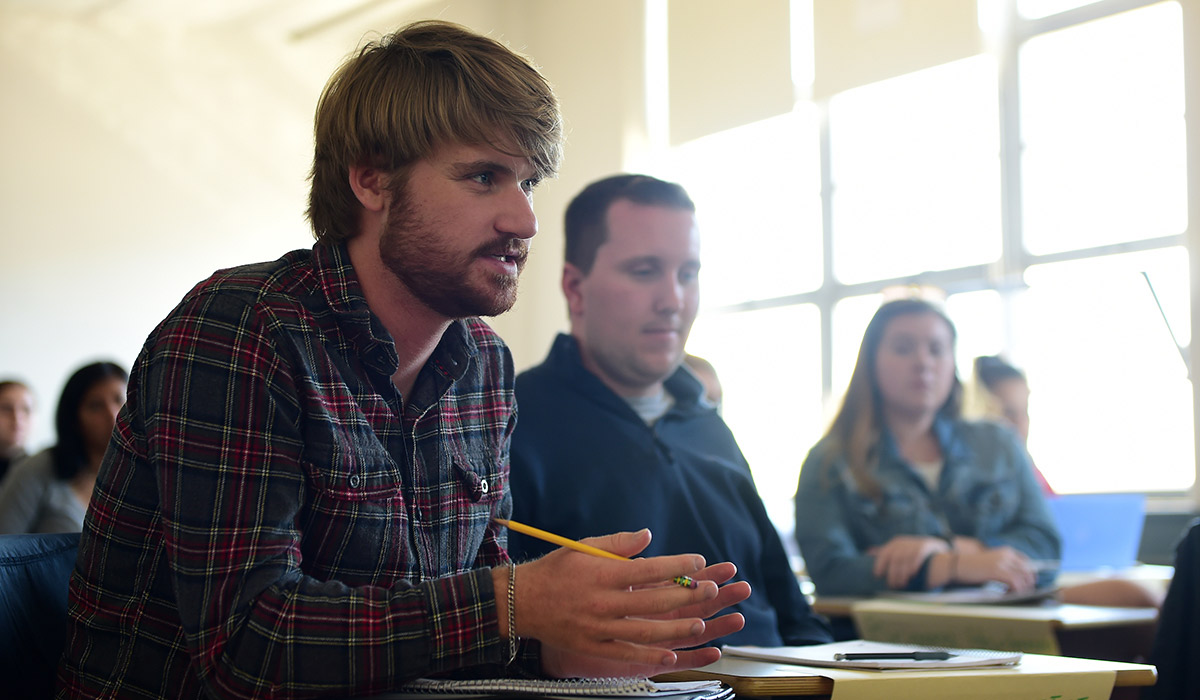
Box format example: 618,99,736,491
1047,493,1146,571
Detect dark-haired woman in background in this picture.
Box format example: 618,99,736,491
794,299,1060,597
0,362,126,533
966,354,1163,608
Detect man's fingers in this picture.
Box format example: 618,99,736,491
619,580,719,617
688,612,745,646
673,580,751,621
693,561,737,586
606,616,707,646
575,530,654,559
613,554,710,590
662,646,722,672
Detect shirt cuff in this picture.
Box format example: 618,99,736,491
422,567,506,673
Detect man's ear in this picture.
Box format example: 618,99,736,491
562,263,587,318
348,165,388,212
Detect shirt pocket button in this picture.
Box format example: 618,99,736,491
349,474,361,489
479,477,489,495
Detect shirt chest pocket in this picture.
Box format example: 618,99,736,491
434,435,507,570
300,439,410,584
307,439,403,501
447,435,505,511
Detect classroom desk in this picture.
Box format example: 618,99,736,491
812,597,1158,661
810,564,1174,619
657,652,1156,699
370,654,1155,700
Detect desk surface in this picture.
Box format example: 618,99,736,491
814,596,1159,627
850,599,1159,627
835,599,1157,658
658,652,1156,697
812,564,1173,617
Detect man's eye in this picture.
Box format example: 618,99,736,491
521,177,541,193
471,173,493,185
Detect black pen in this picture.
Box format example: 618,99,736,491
834,651,956,661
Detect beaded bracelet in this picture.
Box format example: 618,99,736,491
506,565,519,665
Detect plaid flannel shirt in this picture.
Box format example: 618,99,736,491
58,242,527,699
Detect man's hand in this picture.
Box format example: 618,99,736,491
509,530,749,678
868,535,950,589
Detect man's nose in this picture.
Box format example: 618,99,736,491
496,188,538,240
654,277,685,314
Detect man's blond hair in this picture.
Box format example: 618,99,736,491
307,20,563,243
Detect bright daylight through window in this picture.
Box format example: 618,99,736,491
667,0,1192,538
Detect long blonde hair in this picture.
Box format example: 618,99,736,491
819,299,963,500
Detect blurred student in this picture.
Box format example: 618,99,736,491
0,379,34,480
794,299,1060,596
965,355,1050,493
683,354,722,407
509,174,832,647
0,362,126,533
966,354,1162,608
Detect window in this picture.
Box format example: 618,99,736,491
1015,248,1192,493
1020,1,1186,254
666,109,823,308
667,0,1193,512
830,56,1001,283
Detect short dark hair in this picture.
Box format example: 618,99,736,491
974,355,1025,392
52,362,127,481
564,174,695,274
307,20,563,243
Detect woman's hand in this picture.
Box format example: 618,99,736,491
953,546,1037,593
868,535,951,589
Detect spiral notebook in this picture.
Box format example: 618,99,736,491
379,677,732,699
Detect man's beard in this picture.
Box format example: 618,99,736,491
379,195,528,319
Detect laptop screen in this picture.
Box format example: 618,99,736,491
1047,493,1146,571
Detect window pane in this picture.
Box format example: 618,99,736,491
666,109,822,308
830,56,1001,284
686,304,822,537
1013,247,1193,493
1020,2,1186,254
830,293,883,401
944,289,1005,371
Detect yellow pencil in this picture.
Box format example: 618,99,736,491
496,518,697,588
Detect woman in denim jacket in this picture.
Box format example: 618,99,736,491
794,299,1060,597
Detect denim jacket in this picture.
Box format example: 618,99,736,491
794,417,1060,596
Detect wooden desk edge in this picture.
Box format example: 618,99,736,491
656,661,1155,695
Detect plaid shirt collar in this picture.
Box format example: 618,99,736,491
313,241,480,392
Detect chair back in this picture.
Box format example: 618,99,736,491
0,532,81,699
1146,518,1200,699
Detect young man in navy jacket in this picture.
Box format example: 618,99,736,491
509,174,831,647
